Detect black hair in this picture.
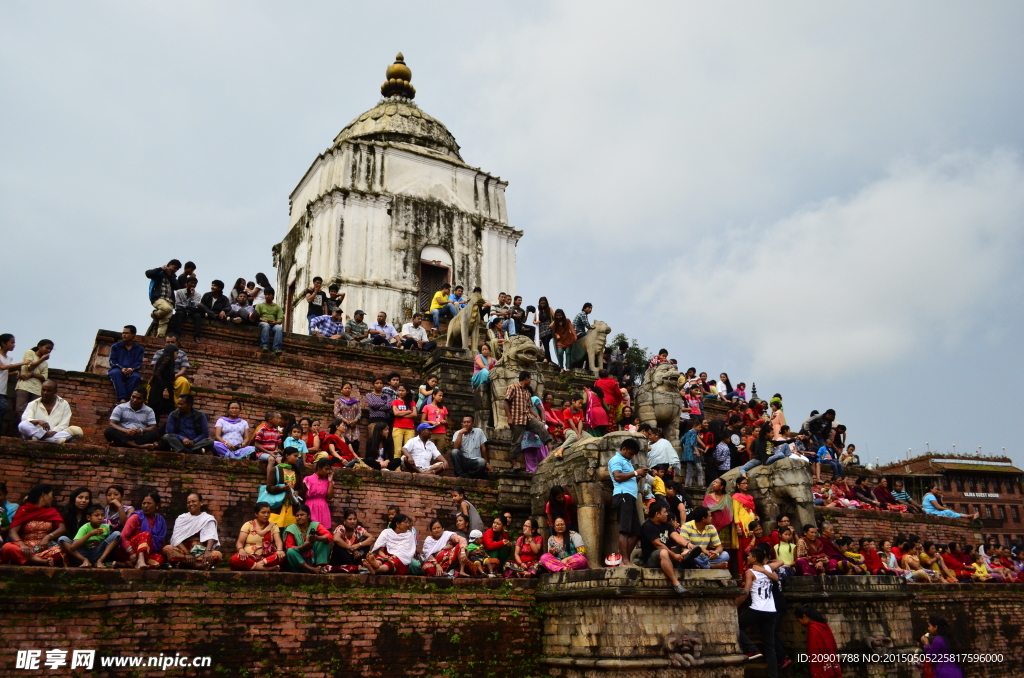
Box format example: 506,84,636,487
282,446,301,462
793,605,827,624
0,333,14,345
85,504,105,516
518,370,532,382
183,261,196,269
390,512,410,528
386,372,400,382
105,484,125,497
62,487,93,526
124,324,138,335
313,276,323,283
177,393,194,406
315,458,333,470
143,491,161,506
620,438,640,454
928,616,956,649
689,507,709,522
168,259,182,268
342,508,358,521
33,339,54,352
25,483,53,505
582,302,592,310
451,486,466,498
429,518,444,530
365,423,391,465
294,503,311,517
254,501,271,513
802,524,816,535
212,279,224,290
187,491,203,503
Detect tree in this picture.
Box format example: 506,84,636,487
609,333,651,377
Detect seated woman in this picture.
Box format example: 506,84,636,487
119,492,167,569
505,518,543,578
471,343,497,389
298,417,322,458
899,543,939,582
301,459,335,530
162,492,222,569
941,542,975,581
319,419,357,466
482,515,513,567
364,512,417,575
230,502,285,571
853,477,882,509
922,484,979,519
330,508,374,572
363,423,401,471
213,401,256,459
282,503,332,574
1,483,66,566
858,538,896,575
420,518,465,577
539,517,588,572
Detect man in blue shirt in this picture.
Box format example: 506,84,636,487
162,394,214,454
608,437,648,565
108,325,145,404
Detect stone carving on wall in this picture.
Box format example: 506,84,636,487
488,335,545,430
713,458,816,538
635,362,683,445
570,320,611,374
445,292,485,351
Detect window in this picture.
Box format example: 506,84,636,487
942,476,951,491
984,505,993,519
967,478,975,492
1010,479,1018,495
1012,506,1020,523
982,478,990,493
975,504,983,517
998,505,1007,520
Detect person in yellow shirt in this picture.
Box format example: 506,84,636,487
429,283,457,332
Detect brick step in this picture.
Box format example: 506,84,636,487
87,327,429,406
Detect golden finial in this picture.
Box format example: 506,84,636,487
381,53,416,100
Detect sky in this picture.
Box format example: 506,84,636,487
3,2,1023,467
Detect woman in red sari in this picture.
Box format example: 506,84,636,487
794,605,842,678
119,492,167,569
1,484,66,566
542,393,564,443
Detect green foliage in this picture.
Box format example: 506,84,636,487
610,332,650,375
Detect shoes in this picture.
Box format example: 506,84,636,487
779,657,793,669
261,346,269,352
232,318,242,324
745,652,763,661
672,583,687,595
274,350,283,355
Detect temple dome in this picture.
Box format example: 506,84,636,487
332,54,462,161
332,98,463,161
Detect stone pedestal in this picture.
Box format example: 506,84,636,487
538,568,746,677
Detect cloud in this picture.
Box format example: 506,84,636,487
642,151,1024,378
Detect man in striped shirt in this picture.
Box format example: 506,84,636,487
681,507,730,570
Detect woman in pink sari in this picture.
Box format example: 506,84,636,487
702,477,733,547
301,458,335,529
584,384,610,436
539,517,588,572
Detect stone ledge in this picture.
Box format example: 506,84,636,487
537,567,738,600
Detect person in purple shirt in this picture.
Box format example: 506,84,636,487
108,325,145,403
921,616,963,678
161,394,214,454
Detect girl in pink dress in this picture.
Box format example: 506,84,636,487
301,459,335,529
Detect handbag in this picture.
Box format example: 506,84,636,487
257,467,286,511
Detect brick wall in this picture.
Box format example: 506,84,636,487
815,507,980,546
909,583,1024,678
0,440,506,557
0,568,540,678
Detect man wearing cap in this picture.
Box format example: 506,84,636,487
345,311,370,343
401,423,447,474
310,308,353,341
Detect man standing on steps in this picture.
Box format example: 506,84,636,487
108,325,145,404
609,437,647,565
304,277,329,333
152,335,192,405
145,259,181,337
255,289,285,354
504,371,552,472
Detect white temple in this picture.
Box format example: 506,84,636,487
272,53,521,333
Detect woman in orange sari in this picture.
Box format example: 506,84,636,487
1,484,66,566
731,477,758,574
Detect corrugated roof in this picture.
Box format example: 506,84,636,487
931,462,1024,474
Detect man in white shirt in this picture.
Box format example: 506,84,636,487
401,423,447,474
170,276,205,342
642,425,682,477
400,314,437,352
18,380,83,444
104,388,161,449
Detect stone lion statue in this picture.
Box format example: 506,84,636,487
445,292,485,351
488,335,545,430
714,458,815,536
634,362,682,445
569,320,611,374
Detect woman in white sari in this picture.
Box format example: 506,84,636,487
364,513,416,575
420,519,466,577
161,492,221,569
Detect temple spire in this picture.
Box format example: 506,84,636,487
381,53,416,100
